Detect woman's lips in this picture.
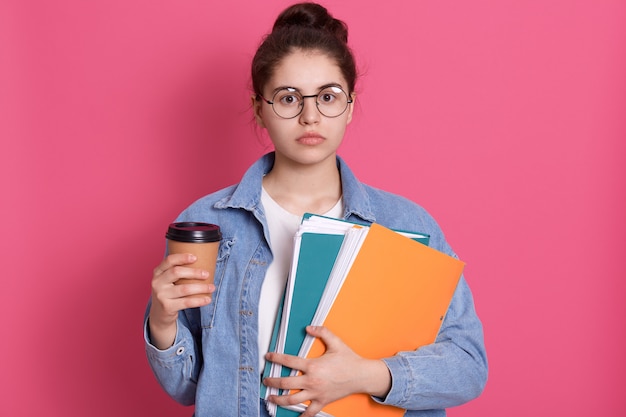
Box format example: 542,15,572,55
297,132,325,145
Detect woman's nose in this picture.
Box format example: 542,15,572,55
299,96,321,124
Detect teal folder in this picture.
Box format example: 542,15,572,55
283,232,346,370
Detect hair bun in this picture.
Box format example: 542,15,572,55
252,2,357,96
273,2,348,43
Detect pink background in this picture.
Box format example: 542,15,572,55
1,0,624,415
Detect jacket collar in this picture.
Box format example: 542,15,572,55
215,152,376,224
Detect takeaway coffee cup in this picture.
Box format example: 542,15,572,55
166,222,222,295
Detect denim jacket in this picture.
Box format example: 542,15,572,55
145,152,487,417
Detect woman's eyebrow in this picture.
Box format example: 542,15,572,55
271,86,298,95
270,83,345,95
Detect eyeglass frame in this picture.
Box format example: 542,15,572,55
256,85,354,119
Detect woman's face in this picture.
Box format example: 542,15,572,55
253,49,354,169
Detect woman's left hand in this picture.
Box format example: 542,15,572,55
263,326,392,417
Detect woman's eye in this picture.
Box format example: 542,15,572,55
319,93,335,103
279,94,300,105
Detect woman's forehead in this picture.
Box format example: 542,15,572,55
267,50,347,92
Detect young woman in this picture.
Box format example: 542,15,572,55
145,3,487,417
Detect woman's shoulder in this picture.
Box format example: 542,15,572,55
173,153,271,225
338,156,436,227
174,184,239,222
359,183,453,254
360,182,431,218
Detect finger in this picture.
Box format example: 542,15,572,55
263,374,305,391
171,282,216,298
154,284,213,314
152,279,213,316
300,401,325,417
170,265,211,282
154,253,197,276
268,388,311,407
169,293,213,310
154,265,211,289
265,352,308,371
306,326,341,351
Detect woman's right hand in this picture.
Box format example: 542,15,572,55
148,253,215,349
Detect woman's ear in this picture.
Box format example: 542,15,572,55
346,93,356,125
251,95,266,128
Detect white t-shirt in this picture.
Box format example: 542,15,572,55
258,188,343,370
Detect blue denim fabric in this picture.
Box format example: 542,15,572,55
260,399,271,417
145,152,487,416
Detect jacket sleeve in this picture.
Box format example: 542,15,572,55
144,300,202,406
376,273,488,410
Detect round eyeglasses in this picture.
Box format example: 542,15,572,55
257,86,353,119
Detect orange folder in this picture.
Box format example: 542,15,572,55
304,223,465,417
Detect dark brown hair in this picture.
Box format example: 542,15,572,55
251,2,357,96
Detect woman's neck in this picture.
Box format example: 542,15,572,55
262,155,342,217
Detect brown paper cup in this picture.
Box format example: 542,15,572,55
166,222,222,297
